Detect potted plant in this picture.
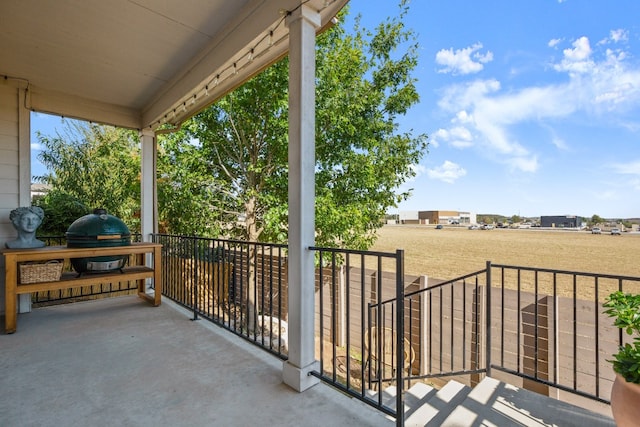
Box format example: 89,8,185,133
603,291,640,426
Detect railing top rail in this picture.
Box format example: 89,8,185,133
308,245,400,259
491,263,640,282
152,233,288,250
403,268,487,299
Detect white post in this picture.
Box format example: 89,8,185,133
282,4,321,392
139,129,157,243
17,88,31,313
139,129,157,293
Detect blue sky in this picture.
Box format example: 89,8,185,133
32,0,640,219
347,0,640,219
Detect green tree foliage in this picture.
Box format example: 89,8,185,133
164,2,427,249
33,191,90,235
156,130,226,236
314,4,426,249
164,59,290,241
590,214,605,226
34,120,141,234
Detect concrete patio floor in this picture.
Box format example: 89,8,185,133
0,296,391,427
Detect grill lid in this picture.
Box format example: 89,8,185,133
66,208,131,241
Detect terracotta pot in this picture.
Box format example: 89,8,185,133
611,373,640,426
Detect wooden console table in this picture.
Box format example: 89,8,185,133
2,242,162,333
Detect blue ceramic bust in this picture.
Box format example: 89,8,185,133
6,206,46,249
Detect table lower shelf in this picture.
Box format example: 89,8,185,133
16,266,155,294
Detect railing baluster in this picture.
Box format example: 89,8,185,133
594,276,599,398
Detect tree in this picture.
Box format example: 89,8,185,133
165,1,427,249
33,190,91,236
34,120,141,234
590,214,605,226
156,130,226,236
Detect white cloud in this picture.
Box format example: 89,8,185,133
452,128,473,148
551,136,568,150
397,164,427,193
435,43,493,75
548,38,562,48
508,156,539,173
554,36,593,74
455,110,473,124
438,79,501,111
611,160,640,176
427,161,467,183
430,126,473,149
433,34,640,173
610,29,629,43
449,126,473,148
599,29,629,45
410,164,426,179
31,143,42,151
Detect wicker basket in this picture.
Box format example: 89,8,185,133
19,261,63,284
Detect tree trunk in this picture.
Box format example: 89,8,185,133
245,195,259,333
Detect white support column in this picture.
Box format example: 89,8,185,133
17,88,31,313
139,129,157,243
282,4,321,392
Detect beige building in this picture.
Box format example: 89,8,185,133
399,210,476,225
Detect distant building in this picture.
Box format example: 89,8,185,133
540,215,579,228
399,211,420,224
420,210,457,225
398,210,475,225
459,212,476,225
30,183,50,200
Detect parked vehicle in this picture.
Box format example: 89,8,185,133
611,228,621,235
468,225,479,230
481,224,495,230
435,224,444,229
591,227,602,234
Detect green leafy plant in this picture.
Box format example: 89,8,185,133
603,291,640,384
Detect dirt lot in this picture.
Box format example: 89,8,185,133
370,225,639,280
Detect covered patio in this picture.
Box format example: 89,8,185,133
1,0,347,395
0,295,390,426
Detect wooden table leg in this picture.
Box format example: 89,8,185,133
5,254,17,333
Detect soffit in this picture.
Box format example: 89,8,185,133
0,0,347,129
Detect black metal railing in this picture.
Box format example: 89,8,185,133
151,235,407,423
400,266,490,384
153,234,289,360
489,262,640,404
150,233,636,422
308,245,405,426
395,262,639,405
29,233,639,422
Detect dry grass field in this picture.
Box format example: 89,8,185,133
370,225,640,281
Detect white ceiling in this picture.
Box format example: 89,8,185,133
0,0,347,129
